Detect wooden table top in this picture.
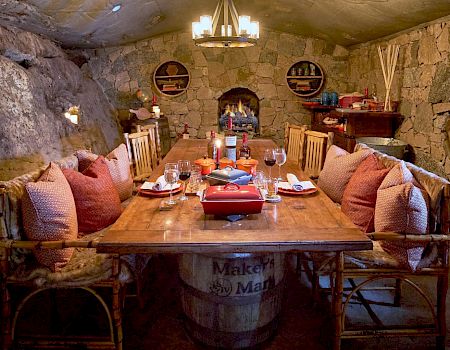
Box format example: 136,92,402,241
97,139,372,254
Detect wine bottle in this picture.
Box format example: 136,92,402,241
224,117,237,162
207,130,217,159
239,132,251,159
182,123,189,139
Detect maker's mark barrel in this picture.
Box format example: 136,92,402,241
179,253,286,349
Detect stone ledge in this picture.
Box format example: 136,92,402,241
433,102,450,114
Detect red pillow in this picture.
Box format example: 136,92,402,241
341,154,390,233
63,156,122,234
22,163,78,271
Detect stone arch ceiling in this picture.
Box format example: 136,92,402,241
0,0,449,48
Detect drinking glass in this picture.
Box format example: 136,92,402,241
265,177,279,198
274,147,287,180
189,171,202,194
264,149,276,178
178,160,191,201
253,170,265,190
164,163,179,205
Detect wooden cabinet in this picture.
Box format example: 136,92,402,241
286,61,324,97
310,107,402,152
153,61,190,97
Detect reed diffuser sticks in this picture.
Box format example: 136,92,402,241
377,44,400,111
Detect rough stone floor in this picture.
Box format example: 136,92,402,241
122,255,450,350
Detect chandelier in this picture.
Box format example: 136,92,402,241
192,0,259,48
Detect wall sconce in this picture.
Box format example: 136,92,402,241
64,106,81,125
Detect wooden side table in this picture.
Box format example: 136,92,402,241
308,106,402,152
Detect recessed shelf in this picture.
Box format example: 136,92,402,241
286,61,324,98
153,61,190,97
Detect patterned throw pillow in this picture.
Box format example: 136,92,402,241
76,144,132,201
22,163,78,272
317,145,372,203
341,154,390,233
375,161,429,271
63,156,122,234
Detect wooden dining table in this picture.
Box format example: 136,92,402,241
97,138,372,350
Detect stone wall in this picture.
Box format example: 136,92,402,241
0,25,122,180
348,19,450,178
85,29,349,144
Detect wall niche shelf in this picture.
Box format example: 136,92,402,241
153,60,190,97
286,61,324,97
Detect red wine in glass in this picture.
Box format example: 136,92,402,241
264,149,276,177
264,159,276,167
179,172,191,181
178,160,191,201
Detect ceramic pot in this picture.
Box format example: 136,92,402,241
219,158,235,169
236,158,258,175
194,156,216,175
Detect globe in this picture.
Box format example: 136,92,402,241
136,88,152,103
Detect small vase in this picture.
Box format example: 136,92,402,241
321,92,330,106
166,64,178,76
330,92,339,106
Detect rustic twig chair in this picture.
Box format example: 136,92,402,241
284,123,308,165
301,146,450,350
0,157,137,350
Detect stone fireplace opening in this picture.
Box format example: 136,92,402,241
218,88,260,136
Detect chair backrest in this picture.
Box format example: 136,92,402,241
125,131,153,181
137,124,161,168
284,123,308,164
303,130,332,178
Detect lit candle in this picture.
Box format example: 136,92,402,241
215,139,221,164
152,106,160,118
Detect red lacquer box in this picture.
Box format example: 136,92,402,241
200,183,264,216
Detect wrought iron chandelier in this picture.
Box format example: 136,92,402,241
192,0,259,48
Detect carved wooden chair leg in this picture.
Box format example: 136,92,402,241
436,273,448,350
332,252,344,350
1,285,11,350
112,256,123,350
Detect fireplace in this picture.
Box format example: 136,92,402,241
218,88,260,136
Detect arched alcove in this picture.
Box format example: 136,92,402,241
218,87,260,135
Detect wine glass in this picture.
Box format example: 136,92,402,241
264,149,276,178
274,147,286,180
164,163,179,205
178,160,191,201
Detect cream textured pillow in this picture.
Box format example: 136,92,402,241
317,145,372,203
76,144,133,201
22,163,78,272
375,161,429,271
375,162,429,234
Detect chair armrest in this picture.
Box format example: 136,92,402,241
368,232,450,243
0,239,98,250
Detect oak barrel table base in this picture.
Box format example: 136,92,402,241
179,253,286,349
